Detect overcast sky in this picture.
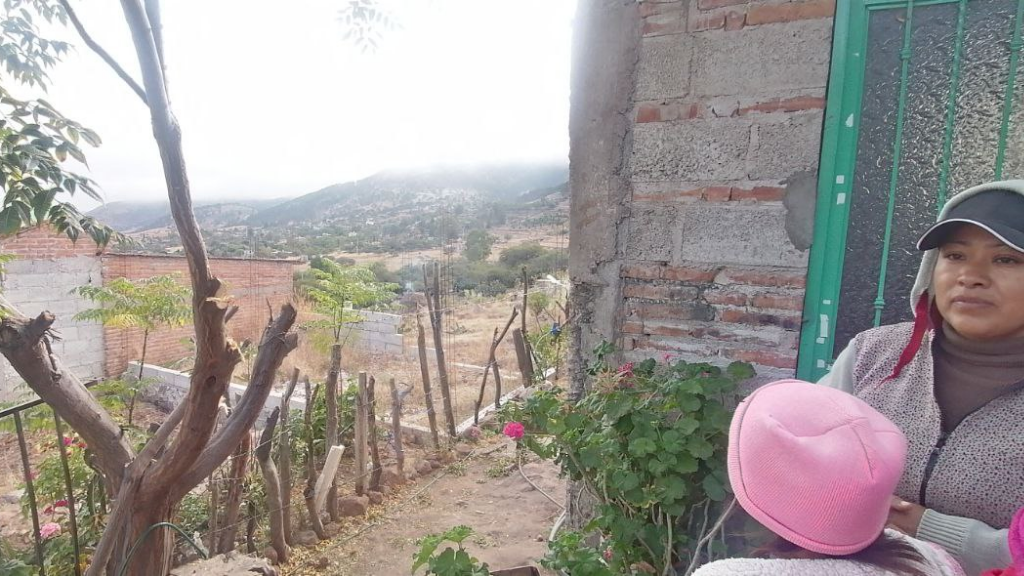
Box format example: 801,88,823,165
36,0,575,210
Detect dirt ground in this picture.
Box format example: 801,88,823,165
285,435,565,576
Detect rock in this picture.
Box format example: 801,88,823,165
427,459,443,470
454,444,474,457
367,491,384,505
294,530,319,547
381,485,392,494
263,546,278,565
337,494,370,517
324,522,343,537
315,556,330,570
382,466,406,487
415,459,433,476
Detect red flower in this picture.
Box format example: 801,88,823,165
43,506,52,515
62,436,72,447
54,500,67,508
502,422,525,441
603,548,614,562
617,362,634,377
77,442,87,449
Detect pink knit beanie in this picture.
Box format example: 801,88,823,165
728,379,907,555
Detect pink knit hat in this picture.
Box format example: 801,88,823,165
728,379,907,555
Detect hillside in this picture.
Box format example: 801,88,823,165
248,161,568,226
90,198,289,233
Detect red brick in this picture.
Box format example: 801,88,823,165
751,293,804,311
731,186,785,202
703,290,748,306
722,347,797,369
737,95,826,116
719,308,801,331
637,103,662,124
624,284,701,301
724,10,746,31
717,268,807,288
688,11,726,32
661,265,720,283
622,320,645,334
702,186,732,202
697,0,751,9
630,302,715,322
746,0,836,26
621,264,662,281
633,188,705,202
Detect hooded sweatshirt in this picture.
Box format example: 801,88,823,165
820,181,1024,575
692,530,963,576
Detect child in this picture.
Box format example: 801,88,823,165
694,380,964,575
982,508,1024,576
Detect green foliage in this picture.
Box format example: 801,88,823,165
541,532,615,576
21,434,105,576
0,1,120,246
411,526,490,576
0,559,31,576
462,229,494,262
499,348,753,574
302,258,398,340
72,275,191,332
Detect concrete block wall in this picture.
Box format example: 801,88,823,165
102,254,297,377
622,0,834,376
0,228,107,400
570,0,835,384
340,310,403,355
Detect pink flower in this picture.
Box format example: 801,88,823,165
603,548,613,562
76,442,87,449
54,500,67,508
617,362,634,377
662,353,674,363
39,522,61,540
502,422,525,441
62,437,72,447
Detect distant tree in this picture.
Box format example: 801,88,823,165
463,229,495,262
72,275,191,426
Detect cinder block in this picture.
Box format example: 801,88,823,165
751,113,824,180
637,35,692,101
626,204,678,261
632,119,751,182
690,19,832,97
676,204,808,268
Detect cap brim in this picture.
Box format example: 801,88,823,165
917,218,1024,253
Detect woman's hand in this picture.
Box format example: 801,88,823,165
887,495,926,536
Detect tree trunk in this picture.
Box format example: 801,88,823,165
354,373,369,495
325,343,341,521
367,376,383,492
388,379,405,480
303,380,326,540
256,408,288,564
279,368,299,546
217,430,251,554
424,265,456,436
416,316,440,449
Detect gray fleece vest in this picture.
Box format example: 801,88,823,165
851,322,1024,529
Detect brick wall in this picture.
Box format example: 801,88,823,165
0,228,107,400
578,0,836,377
102,254,298,377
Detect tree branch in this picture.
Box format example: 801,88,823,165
143,0,166,84
0,309,134,486
172,303,299,499
56,0,148,105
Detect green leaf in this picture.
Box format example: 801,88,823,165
702,474,727,501
726,361,756,381
687,436,715,460
0,205,22,236
627,437,657,457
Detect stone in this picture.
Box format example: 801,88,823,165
263,546,278,566
676,204,808,268
294,530,319,547
626,204,678,262
637,35,692,100
337,495,370,517
428,458,445,470
315,556,330,570
454,444,474,458
367,491,384,505
382,466,406,487
631,120,751,182
415,459,433,476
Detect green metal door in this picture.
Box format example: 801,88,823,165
798,0,1024,381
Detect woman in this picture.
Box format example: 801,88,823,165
693,380,962,575
820,181,1024,575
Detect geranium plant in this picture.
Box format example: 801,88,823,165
500,345,753,575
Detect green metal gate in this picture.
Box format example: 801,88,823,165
798,0,1024,381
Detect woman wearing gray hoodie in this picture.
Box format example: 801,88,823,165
820,181,1024,575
